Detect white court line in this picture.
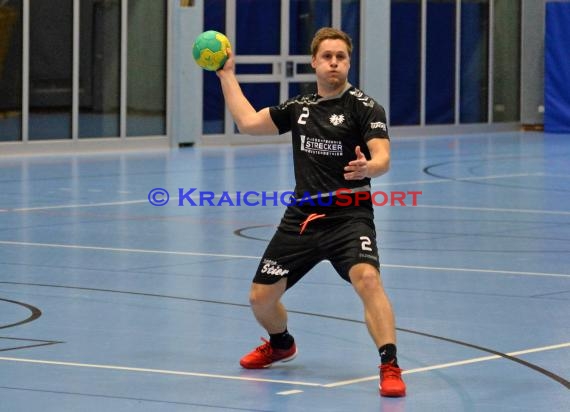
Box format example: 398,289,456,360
0,240,568,279
372,172,542,187
0,342,567,391
415,204,570,216
277,390,304,396
4,199,148,212
0,356,321,387
540,173,570,179
381,263,570,279
0,240,260,260
322,342,570,388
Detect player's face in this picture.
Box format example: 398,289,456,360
311,39,350,92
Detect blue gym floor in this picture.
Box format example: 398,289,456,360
0,131,569,411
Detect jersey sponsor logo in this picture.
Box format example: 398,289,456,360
300,135,343,156
329,114,345,126
260,259,290,277
370,121,387,131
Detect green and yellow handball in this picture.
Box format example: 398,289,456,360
192,30,231,71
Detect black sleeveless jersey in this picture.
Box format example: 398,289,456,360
269,85,389,198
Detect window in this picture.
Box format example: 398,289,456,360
390,0,421,126
460,0,489,123
0,0,22,142
79,0,121,138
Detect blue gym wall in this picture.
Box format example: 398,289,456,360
545,0,570,133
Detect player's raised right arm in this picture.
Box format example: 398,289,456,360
216,50,278,136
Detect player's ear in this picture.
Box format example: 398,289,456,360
311,56,317,69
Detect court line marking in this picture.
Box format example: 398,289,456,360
276,390,304,396
322,342,570,388
0,356,322,387
0,342,567,391
372,172,543,187
540,173,570,179
0,240,260,260
0,240,568,279
3,199,149,212
380,263,570,279
414,204,570,216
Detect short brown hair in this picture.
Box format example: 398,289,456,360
310,27,353,57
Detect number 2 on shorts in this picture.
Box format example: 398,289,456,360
360,236,373,252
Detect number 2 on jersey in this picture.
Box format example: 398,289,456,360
297,107,309,125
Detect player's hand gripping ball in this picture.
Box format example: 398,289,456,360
192,30,231,71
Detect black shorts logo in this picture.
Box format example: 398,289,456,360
260,259,290,277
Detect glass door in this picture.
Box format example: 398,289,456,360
202,0,360,141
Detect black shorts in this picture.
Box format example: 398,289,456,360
253,198,380,289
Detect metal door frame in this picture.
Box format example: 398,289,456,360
216,0,348,144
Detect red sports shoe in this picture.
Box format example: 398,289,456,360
240,338,298,369
379,363,406,397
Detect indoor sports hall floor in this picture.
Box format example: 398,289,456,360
0,131,569,411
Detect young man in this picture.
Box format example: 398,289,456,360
216,27,406,397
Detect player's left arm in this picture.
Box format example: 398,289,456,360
344,137,390,180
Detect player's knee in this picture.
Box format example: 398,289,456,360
248,289,265,308
351,267,381,292
248,284,278,308
361,271,381,290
